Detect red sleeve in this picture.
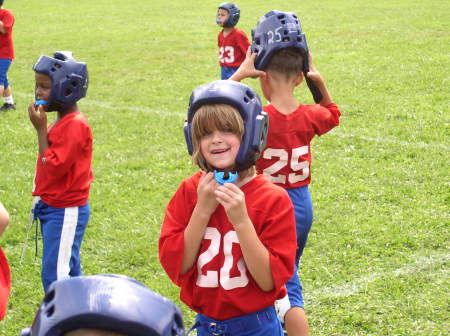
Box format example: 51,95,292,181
41,121,92,178
259,189,296,293
309,102,341,136
159,178,196,286
1,12,13,29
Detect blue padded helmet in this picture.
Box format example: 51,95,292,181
251,10,309,72
33,51,88,112
20,275,184,336
217,2,240,27
184,80,268,171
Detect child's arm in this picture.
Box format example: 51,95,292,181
229,47,266,82
306,54,333,106
0,202,9,237
215,183,274,291
28,103,49,157
181,172,219,274
0,21,5,34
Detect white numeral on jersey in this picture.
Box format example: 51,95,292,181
219,46,235,63
196,228,248,290
262,146,310,184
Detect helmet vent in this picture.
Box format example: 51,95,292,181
45,305,55,318
297,36,303,42
245,89,255,100
277,14,285,19
51,67,56,72
281,20,286,24
71,80,78,87
64,88,73,96
43,289,55,303
55,63,62,69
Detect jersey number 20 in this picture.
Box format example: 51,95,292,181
197,227,249,290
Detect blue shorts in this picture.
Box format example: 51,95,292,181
221,66,239,80
285,186,313,309
192,306,283,336
33,199,90,292
0,59,12,88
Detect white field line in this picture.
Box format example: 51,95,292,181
16,92,448,150
331,132,450,151
14,91,185,117
305,253,449,305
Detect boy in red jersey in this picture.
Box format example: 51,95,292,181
29,51,93,292
159,80,297,336
216,3,250,80
231,10,341,336
0,202,10,321
0,0,16,111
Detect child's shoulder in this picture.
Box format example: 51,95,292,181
247,174,290,199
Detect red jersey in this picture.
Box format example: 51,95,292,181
218,28,250,67
256,103,341,189
32,111,93,208
0,248,10,321
0,8,14,59
159,172,296,320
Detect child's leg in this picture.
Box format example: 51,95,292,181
279,187,313,336
39,202,89,292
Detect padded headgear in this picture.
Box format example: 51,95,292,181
184,80,268,171
33,51,88,112
251,10,309,73
20,275,184,336
218,2,240,27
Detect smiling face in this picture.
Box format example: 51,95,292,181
191,104,244,171
35,73,52,102
200,129,240,170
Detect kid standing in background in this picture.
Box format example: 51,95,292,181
29,51,93,292
216,3,250,79
159,80,297,336
231,10,341,336
0,0,16,111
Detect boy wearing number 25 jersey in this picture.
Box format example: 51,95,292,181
231,10,341,335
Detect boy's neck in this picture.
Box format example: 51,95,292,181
57,106,78,119
268,83,300,114
222,27,233,36
235,172,256,187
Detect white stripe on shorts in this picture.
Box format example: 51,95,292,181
56,207,78,280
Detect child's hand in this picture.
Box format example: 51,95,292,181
214,183,249,226
197,172,219,216
28,103,48,132
230,47,266,82
306,53,324,85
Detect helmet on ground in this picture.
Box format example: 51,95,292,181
184,80,268,171
20,274,184,336
33,51,88,111
217,2,240,27
251,10,309,73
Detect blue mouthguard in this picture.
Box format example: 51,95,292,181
35,100,48,106
214,170,238,185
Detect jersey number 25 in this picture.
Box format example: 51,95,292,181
262,146,310,184
197,227,249,290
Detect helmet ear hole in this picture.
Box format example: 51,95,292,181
45,305,55,318
64,88,73,97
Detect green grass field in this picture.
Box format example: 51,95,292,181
0,0,449,334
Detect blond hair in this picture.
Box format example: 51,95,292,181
191,104,255,177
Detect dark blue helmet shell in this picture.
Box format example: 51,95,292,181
33,51,88,112
184,80,268,171
251,10,309,73
20,275,184,336
218,2,240,27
